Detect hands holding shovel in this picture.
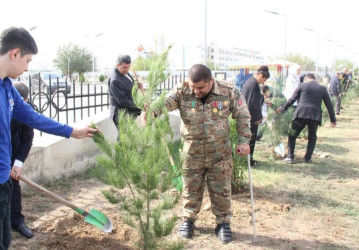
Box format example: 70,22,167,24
10,166,21,181
11,170,113,233
236,144,250,156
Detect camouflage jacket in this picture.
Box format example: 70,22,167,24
160,80,251,159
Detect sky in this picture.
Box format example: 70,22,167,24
1,0,358,71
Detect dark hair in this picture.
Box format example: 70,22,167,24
116,54,131,65
188,64,212,83
0,27,38,56
304,73,316,81
257,65,270,79
13,82,29,100
261,85,270,93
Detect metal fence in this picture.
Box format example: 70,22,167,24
156,72,188,95
25,71,187,132
28,77,109,127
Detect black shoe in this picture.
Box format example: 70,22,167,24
215,223,232,243
305,158,312,163
250,160,258,167
179,220,194,238
283,157,294,164
12,223,34,238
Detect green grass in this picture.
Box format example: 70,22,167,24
252,97,359,224
101,189,120,204
160,239,184,250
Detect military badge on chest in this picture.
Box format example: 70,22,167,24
212,101,225,116
191,101,196,113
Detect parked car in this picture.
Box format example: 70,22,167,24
30,72,71,95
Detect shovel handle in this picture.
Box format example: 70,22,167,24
163,140,175,166
19,175,78,211
132,69,144,93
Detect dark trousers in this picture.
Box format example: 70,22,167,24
111,107,139,128
10,179,24,226
331,95,341,114
112,108,139,141
249,123,259,160
0,179,12,250
287,118,319,161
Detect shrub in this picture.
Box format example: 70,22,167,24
99,74,105,83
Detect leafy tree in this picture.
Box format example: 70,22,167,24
53,43,93,78
335,59,353,72
91,47,180,249
285,53,316,71
206,59,219,71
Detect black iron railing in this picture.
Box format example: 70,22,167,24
28,75,109,128
24,71,187,135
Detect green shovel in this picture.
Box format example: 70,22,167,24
19,174,113,233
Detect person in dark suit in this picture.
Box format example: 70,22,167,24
329,72,342,115
276,73,336,164
10,82,34,238
108,54,142,129
242,66,271,166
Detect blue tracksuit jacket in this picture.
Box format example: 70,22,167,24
0,77,73,184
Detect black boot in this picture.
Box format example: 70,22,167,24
179,220,194,238
215,223,232,243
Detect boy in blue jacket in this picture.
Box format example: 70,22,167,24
0,27,98,250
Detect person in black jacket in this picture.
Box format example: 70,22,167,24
329,72,342,115
242,66,270,166
10,82,34,238
108,54,142,129
276,73,336,164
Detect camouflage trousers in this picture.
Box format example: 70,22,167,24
182,154,233,224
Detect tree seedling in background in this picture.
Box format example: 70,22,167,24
229,118,248,194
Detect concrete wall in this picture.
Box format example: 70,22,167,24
22,110,181,184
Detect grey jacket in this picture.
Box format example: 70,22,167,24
329,76,341,96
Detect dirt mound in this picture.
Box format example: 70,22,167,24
38,213,135,250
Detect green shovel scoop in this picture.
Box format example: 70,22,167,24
18,174,113,233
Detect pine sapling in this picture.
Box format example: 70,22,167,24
91,47,181,249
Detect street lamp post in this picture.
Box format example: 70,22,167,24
29,26,37,73
204,0,208,66
304,28,319,76
68,57,70,81
86,32,104,86
265,10,287,82
325,39,337,75
338,44,348,70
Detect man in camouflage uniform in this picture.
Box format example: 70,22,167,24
157,64,251,243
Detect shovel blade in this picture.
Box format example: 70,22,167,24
84,208,113,233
